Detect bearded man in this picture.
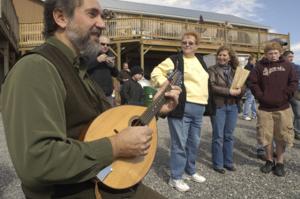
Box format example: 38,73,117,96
1,0,180,198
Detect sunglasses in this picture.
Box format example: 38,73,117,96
181,41,195,46
100,42,110,47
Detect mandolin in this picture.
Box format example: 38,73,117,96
84,70,182,189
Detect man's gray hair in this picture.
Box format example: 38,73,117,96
43,0,83,38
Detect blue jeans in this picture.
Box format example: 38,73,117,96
290,98,300,135
168,102,205,179
211,104,238,169
243,89,256,118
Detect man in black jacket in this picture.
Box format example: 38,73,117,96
121,66,145,105
87,35,119,105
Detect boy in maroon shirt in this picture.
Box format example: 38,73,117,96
249,42,298,176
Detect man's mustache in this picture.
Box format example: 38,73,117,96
90,27,103,38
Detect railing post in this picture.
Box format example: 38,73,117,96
288,32,291,50
184,19,188,32
116,42,121,70
257,29,261,57
140,43,144,70
140,15,143,37
224,26,227,45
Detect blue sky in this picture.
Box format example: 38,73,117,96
122,0,300,63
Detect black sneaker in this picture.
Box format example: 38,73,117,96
224,165,237,171
273,163,285,177
260,160,274,173
213,167,226,174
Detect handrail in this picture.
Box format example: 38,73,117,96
19,17,289,52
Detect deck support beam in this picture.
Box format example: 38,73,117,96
0,41,10,76
116,42,121,70
140,41,144,69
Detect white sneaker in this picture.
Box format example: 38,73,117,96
183,173,206,183
168,178,190,192
243,116,251,121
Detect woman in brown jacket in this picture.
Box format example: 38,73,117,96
208,46,243,174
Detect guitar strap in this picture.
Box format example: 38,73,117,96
94,179,102,199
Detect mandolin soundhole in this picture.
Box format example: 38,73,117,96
129,116,145,127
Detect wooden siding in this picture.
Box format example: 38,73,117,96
12,0,43,23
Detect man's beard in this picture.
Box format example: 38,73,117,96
66,22,102,60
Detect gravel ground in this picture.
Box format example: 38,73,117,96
0,114,299,199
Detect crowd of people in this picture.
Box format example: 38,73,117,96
1,0,299,198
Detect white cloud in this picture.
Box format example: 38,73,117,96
196,0,263,20
121,0,192,7
292,43,300,52
122,0,263,21
268,29,278,33
292,42,300,64
293,55,300,64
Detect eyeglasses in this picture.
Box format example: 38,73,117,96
181,41,195,46
100,42,110,47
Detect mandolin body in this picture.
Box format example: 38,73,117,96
84,105,158,189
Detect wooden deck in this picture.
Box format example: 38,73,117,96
19,17,289,53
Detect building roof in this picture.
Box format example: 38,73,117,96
101,0,268,29
39,0,268,29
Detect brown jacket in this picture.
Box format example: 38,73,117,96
208,64,244,108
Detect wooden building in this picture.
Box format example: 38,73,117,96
15,0,289,77
0,0,19,85
13,0,43,52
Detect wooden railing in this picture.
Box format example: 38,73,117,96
19,22,44,49
19,17,289,52
0,0,19,49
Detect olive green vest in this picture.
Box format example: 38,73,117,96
28,43,111,139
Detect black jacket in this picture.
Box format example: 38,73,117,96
87,52,119,96
120,79,145,106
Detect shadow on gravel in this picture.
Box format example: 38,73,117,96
153,147,170,183
287,161,300,171
234,136,257,158
236,123,256,132
198,138,213,168
0,164,17,198
293,141,300,149
197,131,261,169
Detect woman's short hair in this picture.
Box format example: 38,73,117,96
181,31,200,45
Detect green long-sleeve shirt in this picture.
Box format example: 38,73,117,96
1,37,113,197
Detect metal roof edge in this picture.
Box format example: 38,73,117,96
105,7,269,30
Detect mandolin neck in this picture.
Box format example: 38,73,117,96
139,84,172,125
